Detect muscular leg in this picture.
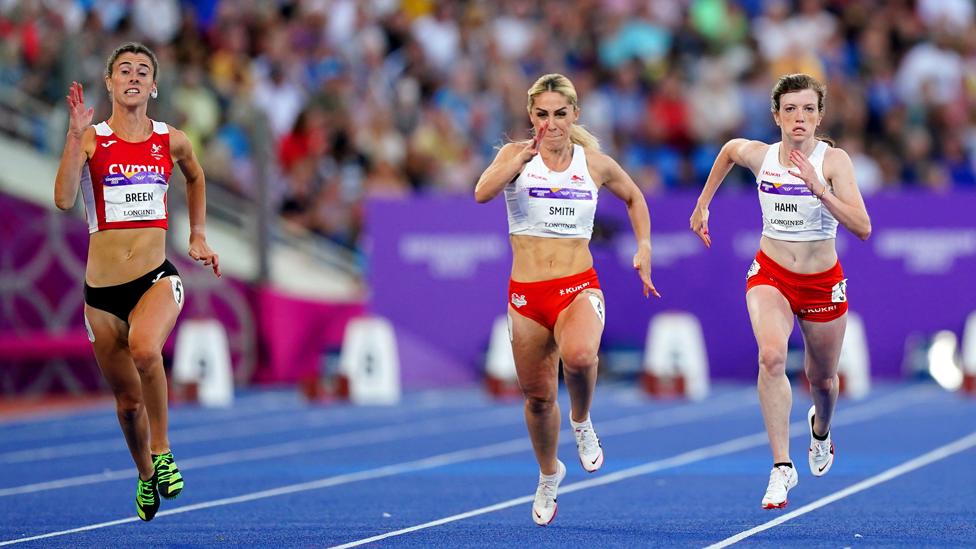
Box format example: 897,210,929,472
798,313,846,437
554,289,604,423
509,305,561,476
127,278,182,456
85,305,155,481
747,285,796,464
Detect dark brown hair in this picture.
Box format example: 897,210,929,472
105,42,158,81
770,73,833,146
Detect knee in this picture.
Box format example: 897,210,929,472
560,345,599,374
758,347,787,377
129,343,162,377
115,391,144,420
807,373,836,393
523,390,557,416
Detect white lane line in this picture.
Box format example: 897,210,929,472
0,392,760,544
0,387,512,444
326,389,928,549
703,429,976,548
0,390,757,497
0,392,525,462
0,407,524,496
0,391,301,436
0,405,467,463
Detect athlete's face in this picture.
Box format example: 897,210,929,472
106,53,156,108
773,88,822,140
530,92,578,149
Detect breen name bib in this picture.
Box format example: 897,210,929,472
102,169,168,223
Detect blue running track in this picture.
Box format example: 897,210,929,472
1,382,975,548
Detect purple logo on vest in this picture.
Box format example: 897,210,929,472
528,188,592,200
759,180,810,196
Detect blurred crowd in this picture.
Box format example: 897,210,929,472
2,0,976,251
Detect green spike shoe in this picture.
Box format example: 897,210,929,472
136,472,160,521
152,451,184,500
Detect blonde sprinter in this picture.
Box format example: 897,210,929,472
476,73,659,525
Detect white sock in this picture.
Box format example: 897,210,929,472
570,414,591,429
539,469,559,482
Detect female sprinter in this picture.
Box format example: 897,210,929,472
476,73,659,525
690,73,871,509
54,43,220,521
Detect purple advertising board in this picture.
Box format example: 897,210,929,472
366,191,976,385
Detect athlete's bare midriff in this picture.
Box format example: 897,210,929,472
510,234,592,282
759,235,838,274
86,227,167,287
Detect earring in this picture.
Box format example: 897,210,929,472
151,88,158,99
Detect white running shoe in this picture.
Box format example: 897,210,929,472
761,464,798,509
570,414,604,473
532,460,566,526
808,405,834,477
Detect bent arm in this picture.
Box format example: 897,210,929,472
54,128,94,210
696,138,766,208
599,152,659,297
822,148,872,241
475,143,527,203
170,127,207,235
601,156,650,249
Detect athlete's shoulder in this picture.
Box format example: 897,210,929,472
822,144,851,163
165,125,192,158
822,145,853,179
582,146,614,169
498,141,524,157
739,139,772,156
731,139,770,170
78,125,100,159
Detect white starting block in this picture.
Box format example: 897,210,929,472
338,316,401,405
837,311,870,400
963,311,976,394
641,312,709,400
485,314,521,397
172,319,234,408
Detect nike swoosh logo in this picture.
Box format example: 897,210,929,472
152,272,164,283
102,140,117,147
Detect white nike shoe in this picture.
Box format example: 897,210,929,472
761,464,798,509
570,414,604,473
532,460,566,526
808,405,834,477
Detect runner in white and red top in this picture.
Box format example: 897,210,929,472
476,73,660,526
690,74,872,510
54,42,219,522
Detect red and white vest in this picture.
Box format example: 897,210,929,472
80,120,173,234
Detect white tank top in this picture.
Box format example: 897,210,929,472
757,141,838,241
505,144,599,239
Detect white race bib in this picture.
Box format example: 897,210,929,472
758,188,822,233
102,171,167,223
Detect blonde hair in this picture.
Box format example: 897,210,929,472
527,73,601,153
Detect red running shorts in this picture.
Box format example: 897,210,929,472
746,250,848,322
509,268,601,331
